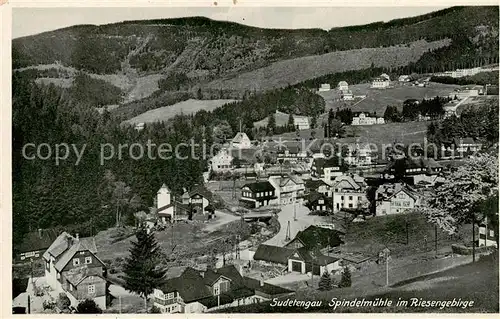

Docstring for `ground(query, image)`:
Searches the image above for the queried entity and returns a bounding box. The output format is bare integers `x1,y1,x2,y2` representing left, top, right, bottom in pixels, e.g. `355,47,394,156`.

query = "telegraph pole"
434,224,438,258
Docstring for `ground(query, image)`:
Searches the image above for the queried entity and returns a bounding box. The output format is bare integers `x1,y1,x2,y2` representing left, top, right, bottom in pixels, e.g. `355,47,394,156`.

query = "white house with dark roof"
268,174,305,205
331,174,367,213
371,74,391,89
240,181,277,208
210,148,234,173
43,232,107,310
374,183,419,216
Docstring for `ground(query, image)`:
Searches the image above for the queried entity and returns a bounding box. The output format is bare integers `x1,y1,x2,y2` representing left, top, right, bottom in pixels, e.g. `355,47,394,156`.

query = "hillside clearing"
206,39,451,92
124,99,238,124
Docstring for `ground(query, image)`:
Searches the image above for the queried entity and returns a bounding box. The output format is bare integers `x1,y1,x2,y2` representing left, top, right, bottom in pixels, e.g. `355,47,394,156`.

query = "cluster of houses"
434,67,483,79
351,113,385,126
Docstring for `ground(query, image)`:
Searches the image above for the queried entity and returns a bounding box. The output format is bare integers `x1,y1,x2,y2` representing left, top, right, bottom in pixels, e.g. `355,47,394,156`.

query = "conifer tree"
339,266,352,288
122,226,166,312
318,271,332,291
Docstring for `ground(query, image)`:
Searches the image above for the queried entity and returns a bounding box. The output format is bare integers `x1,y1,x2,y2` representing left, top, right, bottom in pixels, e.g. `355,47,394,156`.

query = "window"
73,258,80,266
57,272,61,279
88,284,95,294
85,257,92,264
166,292,174,300
490,230,495,237
348,204,353,208
349,196,353,201
70,285,73,291
358,196,362,201
341,196,344,200
214,285,220,295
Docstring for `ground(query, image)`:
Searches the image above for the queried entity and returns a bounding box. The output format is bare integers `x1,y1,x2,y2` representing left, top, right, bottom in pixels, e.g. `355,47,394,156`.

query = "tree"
122,226,166,312
429,154,499,261
318,271,332,291
56,293,71,313
212,120,233,144
267,113,276,134
477,194,499,247
310,116,317,129
287,113,295,131
76,299,102,314
338,266,352,288
328,118,345,138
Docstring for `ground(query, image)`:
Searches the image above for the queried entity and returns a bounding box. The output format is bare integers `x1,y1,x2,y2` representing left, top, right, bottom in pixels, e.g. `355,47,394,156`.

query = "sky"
12,6,449,38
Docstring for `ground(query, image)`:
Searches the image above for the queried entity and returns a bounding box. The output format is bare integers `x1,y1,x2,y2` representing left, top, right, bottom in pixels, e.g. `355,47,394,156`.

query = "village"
12,66,499,314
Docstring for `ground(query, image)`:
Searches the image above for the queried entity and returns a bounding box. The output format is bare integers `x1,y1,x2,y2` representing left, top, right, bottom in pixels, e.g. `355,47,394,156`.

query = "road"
264,203,326,247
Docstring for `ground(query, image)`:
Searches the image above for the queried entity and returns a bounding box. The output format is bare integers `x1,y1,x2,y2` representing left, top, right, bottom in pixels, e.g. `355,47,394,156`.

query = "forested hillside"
12,7,499,102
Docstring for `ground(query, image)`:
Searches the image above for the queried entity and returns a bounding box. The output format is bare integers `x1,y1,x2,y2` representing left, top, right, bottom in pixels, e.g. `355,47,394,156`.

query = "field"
206,39,450,92
342,212,471,259
319,82,461,115
272,121,429,148
124,99,238,125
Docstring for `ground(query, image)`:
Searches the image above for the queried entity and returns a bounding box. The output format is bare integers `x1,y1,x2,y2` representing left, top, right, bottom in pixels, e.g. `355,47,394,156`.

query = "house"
253,244,296,266
268,174,305,205
43,232,107,310
305,191,331,213
452,137,483,155
287,247,342,275
231,132,252,149
478,217,497,247
371,75,390,89
382,157,444,183
337,81,349,92
448,87,480,100
276,144,308,163
341,90,354,101
134,122,145,131
239,181,277,208
311,157,346,184
15,228,60,262
374,183,419,216
318,83,331,92
344,143,374,166
210,148,234,172
331,174,368,213
293,115,310,130
351,113,385,125
181,184,215,215
153,265,293,313
398,75,411,82
157,184,189,223
285,225,344,251
304,179,331,196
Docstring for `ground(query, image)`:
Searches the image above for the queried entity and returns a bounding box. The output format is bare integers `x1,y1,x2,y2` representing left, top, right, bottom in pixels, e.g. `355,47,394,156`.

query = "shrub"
150,305,162,313
56,293,71,312
76,299,103,314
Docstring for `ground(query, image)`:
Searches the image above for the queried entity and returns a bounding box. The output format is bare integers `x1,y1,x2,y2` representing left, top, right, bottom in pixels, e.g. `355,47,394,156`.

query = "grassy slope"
124,99,238,124
205,39,450,92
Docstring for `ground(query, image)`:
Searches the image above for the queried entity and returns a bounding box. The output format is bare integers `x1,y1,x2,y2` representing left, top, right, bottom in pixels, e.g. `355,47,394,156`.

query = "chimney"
237,264,244,277
75,233,79,241
66,235,73,247
259,280,264,287
38,229,42,238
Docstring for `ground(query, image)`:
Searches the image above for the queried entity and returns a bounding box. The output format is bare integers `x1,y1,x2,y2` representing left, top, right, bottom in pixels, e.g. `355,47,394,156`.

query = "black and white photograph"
7,2,500,315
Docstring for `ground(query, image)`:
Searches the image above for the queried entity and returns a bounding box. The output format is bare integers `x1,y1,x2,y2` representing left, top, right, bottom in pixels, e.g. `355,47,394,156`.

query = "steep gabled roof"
189,184,213,201
243,277,293,296
242,181,275,193
64,264,104,286
160,267,212,303
253,244,295,265
54,237,98,272
295,247,340,266
232,132,250,143
331,175,361,190
293,225,344,250
43,232,73,261
304,179,329,190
